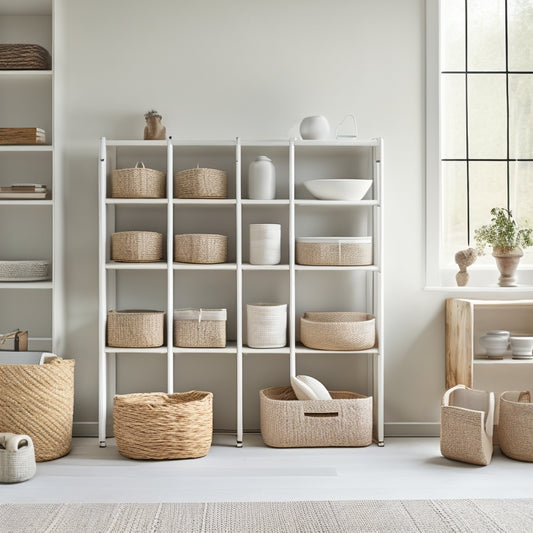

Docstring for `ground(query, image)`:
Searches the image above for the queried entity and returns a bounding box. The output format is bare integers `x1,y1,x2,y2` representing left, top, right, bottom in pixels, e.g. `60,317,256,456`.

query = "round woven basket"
107,310,165,348
0,260,50,281
0,358,74,462
174,234,227,264
499,390,533,462
300,311,375,351
174,168,227,199
113,391,213,460
0,44,51,70
112,163,165,198
111,231,163,262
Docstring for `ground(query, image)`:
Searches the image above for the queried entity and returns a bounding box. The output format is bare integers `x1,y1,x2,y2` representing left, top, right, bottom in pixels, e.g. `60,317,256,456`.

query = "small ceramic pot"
479,331,509,359
299,115,330,140
510,335,533,359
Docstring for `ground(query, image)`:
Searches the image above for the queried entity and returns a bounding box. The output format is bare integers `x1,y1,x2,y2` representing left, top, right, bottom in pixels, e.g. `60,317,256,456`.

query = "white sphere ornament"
299,115,330,140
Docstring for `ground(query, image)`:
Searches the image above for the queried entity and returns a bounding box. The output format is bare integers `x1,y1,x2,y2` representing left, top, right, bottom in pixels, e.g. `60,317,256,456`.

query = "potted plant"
474,207,533,286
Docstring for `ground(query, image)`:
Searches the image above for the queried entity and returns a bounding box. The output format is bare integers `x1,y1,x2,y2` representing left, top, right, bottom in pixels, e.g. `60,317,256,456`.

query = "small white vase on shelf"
479,330,510,359
248,156,275,199
249,224,281,265
299,115,330,140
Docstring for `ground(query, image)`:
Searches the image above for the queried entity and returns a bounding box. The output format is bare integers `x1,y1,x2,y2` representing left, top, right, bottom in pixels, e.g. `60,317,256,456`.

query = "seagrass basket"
0,44,51,70
173,308,227,348
296,237,372,266
174,234,227,264
499,390,533,462
0,260,50,281
300,312,375,351
0,357,75,462
107,310,165,348
174,168,227,199
111,231,163,262
113,391,213,459
112,162,165,198
260,386,372,448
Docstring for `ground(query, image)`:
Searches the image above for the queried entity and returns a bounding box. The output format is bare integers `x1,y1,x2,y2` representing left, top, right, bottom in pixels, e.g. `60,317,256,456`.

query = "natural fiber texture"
107,310,165,348
173,309,226,348
440,385,494,466
174,234,227,264
0,128,45,145
0,433,36,483
0,44,51,70
0,260,50,281
296,238,372,266
247,303,287,348
499,390,533,462
300,312,375,351
111,164,165,198
174,168,227,199
111,231,163,262
260,386,372,448
0,358,74,462
113,391,213,460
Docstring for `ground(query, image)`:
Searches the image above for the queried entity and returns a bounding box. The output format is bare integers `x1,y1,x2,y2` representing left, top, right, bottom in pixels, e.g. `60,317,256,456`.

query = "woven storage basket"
440,385,494,466
174,234,227,264
0,433,36,483
174,168,227,199
107,310,165,348
0,357,74,462
300,312,375,351
111,231,163,262
113,391,213,459
111,162,165,198
499,390,533,462
0,260,50,281
0,44,51,70
260,386,372,447
174,308,227,348
296,237,372,266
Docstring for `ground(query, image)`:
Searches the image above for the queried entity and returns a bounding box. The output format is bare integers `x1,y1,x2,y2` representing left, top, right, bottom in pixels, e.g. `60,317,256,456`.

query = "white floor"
2,434,533,503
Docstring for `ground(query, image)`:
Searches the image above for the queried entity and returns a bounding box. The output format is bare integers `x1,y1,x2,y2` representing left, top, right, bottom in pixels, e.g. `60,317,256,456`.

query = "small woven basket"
113,391,213,460
0,44,51,70
174,168,227,199
260,386,372,448
0,358,75,462
107,310,165,348
174,234,227,264
300,312,375,351
112,162,165,198
111,231,163,262
499,390,533,462
0,433,36,483
0,260,50,281
296,237,372,266
173,308,227,348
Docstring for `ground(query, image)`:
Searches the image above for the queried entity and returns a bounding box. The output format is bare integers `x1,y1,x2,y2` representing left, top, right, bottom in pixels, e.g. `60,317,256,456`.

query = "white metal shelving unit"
98,136,384,447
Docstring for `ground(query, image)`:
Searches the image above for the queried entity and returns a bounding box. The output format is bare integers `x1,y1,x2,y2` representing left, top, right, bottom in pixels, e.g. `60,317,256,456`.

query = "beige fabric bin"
499,390,533,462
173,308,227,348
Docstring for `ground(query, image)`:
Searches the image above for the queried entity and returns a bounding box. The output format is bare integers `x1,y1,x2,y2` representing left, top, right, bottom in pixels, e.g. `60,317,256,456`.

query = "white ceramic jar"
299,115,330,140
248,156,275,200
479,330,510,359
247,303,287,348
249,224,281,265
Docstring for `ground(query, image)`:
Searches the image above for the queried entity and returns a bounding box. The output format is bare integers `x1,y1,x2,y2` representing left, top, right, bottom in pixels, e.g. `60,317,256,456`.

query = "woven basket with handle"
112,162,165,198
174,168,227,199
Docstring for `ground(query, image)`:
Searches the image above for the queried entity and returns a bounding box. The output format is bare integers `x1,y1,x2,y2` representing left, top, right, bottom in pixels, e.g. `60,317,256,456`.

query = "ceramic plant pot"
492,246,523,287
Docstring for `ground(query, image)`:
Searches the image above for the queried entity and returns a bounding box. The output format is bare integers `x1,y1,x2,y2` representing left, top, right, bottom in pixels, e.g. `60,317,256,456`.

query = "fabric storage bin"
0,357,75,462
111,163,165,198
0,44,51,70
440,384,494,466
296,237,372,266
113,391,213,459
260,386,372,447
174,168,227,199
107,310,165,348
0,433,36,483
174,234,227,264
247,303,287,348
250,224,281,265
499,390,533,462
174,308,227,348
111,231,163,262
300,312,375,351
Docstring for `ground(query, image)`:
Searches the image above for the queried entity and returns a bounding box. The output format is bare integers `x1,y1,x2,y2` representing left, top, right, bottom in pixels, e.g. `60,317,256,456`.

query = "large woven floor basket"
499,390,533,462
0,358,75,462
260,386,372,448
113,391,213,460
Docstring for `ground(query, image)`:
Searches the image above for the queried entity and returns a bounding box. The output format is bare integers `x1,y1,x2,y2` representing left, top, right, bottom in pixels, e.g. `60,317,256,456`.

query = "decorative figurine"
143,109,166,140
455,247,478,286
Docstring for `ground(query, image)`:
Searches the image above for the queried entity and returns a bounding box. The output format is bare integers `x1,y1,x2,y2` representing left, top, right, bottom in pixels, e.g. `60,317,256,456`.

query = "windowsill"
424,285,533,294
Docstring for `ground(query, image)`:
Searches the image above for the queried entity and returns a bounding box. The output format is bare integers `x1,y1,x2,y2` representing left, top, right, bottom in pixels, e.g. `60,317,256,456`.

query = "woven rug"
1,499,532,532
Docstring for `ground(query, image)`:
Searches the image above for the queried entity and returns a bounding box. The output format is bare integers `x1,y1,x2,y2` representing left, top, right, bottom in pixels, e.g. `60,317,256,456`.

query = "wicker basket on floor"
174,234,227,264
107,310,165,348
499,390,533,462
113,391,213,460
111,231,163,262
0,357,75,462
174,168,227,199
112,163,165,198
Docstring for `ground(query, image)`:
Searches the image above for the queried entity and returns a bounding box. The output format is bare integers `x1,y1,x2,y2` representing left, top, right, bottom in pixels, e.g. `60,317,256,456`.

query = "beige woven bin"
107,310,165,348
260,386,372,447
174,308,227,348
300,312,375,351
0,357,75,462
112,162,165,198
174,167,227,199
111,231,163,262
113,391,213,460
174,234,227,264
499,390,533,462
440,385,494,466
296,237,372,266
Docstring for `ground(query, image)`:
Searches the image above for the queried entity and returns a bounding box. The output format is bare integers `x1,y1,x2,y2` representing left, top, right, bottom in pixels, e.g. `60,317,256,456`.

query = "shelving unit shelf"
98,136,384,448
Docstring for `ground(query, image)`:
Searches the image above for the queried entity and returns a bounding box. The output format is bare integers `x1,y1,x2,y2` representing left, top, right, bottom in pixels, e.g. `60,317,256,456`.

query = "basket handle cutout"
304,412,339,418
134,162,146,169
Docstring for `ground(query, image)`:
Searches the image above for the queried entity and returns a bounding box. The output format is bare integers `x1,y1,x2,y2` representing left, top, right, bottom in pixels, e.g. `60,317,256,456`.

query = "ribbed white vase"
249,224,281,265
247,303,287,348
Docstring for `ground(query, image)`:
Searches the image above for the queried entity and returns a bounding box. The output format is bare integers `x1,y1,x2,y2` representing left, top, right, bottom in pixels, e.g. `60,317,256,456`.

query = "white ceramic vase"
299,115,330,140
479,330,510,359
248,156,275,199
247,303,287,348
249,224,281,265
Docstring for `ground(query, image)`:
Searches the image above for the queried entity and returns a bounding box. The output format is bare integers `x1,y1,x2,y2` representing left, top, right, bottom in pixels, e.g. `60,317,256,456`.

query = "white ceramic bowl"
510,335,533,358
304,179,372,201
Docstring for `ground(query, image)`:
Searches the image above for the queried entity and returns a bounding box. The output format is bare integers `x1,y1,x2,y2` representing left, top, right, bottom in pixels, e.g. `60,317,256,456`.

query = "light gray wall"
57,0,445,434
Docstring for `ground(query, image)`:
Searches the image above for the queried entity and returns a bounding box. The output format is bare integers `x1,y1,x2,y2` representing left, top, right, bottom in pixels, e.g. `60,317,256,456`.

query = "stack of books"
0,128,46,145
0,183,48,199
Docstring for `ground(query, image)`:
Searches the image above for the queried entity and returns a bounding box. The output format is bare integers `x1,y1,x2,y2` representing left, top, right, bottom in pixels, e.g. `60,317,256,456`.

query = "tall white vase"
248,156,275,199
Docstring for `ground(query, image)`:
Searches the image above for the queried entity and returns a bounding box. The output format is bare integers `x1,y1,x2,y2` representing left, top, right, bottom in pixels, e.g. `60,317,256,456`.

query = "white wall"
57,0,444,435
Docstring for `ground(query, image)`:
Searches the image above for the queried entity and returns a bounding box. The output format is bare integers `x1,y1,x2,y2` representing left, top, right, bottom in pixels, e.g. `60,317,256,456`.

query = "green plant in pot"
474,207,533,287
